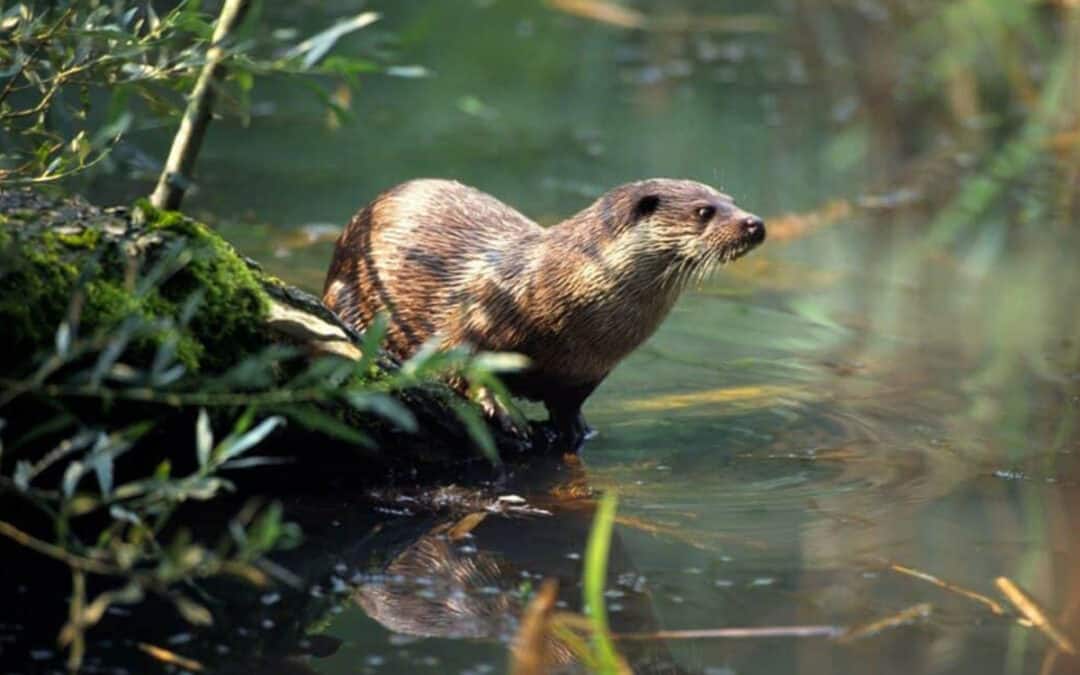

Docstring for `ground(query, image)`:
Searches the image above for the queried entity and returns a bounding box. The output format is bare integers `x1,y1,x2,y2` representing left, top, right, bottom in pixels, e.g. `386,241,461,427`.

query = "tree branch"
149,0,250,211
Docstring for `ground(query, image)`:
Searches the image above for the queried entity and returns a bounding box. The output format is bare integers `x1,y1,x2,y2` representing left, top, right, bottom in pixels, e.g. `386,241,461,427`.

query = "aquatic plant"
580,491,629,674
510,492,631,674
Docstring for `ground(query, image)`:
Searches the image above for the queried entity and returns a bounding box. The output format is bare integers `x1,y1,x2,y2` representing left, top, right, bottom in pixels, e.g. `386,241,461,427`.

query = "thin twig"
66,569,87,673
137,643,205,672
837,603,933,643
616,625,845,640
883,560,1005,614
0,520,119,575
996,577,1077,655
1038,593,1079,675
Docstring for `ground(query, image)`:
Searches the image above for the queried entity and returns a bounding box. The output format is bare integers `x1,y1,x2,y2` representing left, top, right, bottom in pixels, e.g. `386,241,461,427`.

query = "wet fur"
324,178,764,439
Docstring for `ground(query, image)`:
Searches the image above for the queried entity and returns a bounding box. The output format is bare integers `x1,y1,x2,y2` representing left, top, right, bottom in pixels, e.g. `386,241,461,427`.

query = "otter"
323,178,765,450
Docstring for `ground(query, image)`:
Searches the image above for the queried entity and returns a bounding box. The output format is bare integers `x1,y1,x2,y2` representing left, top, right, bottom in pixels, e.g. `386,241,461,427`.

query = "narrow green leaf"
583,492,622,673
345,392,417,432
470,351,530,373
195,408,212,469
452,401,499,466
215,415,285,463
274,405,370,447
174,594,213,626
13,461,32,491
62,460,86,498
358,312,388,371
245,502,283,554
91,453,113,497
55,321,72,356
283,12,380,69
221,455,292,470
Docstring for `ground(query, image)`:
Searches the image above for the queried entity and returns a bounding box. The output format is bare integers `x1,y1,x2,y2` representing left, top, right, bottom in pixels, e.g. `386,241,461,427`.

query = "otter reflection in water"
353,504,684,674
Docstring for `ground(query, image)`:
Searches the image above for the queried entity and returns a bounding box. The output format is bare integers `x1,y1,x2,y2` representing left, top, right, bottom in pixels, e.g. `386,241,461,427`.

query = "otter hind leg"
543,382,600,453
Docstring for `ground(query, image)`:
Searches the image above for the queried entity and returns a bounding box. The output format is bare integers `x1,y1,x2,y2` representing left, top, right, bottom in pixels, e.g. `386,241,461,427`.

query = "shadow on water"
1,458,680,673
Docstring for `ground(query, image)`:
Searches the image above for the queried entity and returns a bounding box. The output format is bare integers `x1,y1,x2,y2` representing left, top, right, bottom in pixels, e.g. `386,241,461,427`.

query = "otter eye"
696,206,716,222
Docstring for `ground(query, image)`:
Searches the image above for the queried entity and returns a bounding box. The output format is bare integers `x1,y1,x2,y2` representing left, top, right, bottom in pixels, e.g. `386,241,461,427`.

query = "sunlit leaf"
146,3,160,33
471,351,530,373
109,504,142,525
385,65,429,78
173,476,233,501
69,131,91,163
220,455,292,470
282,11,379,70
62,460,86,498
401,339,468,378
215,415,285,463
196,408,212,469
319,55,380,77
13,461,32,491
91,452,113,497
55,321,72,355
173,594,213,626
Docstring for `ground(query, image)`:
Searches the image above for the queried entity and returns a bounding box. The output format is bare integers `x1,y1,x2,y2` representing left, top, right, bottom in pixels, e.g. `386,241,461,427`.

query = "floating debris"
137,642,204,671
838,603,933,643
995,577,1076,655
883,560,1004,614
617,625,844,640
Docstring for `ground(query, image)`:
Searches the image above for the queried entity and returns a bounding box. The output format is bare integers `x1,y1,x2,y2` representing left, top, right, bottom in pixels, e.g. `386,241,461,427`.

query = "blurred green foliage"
0,193,519,670
0,1,400,185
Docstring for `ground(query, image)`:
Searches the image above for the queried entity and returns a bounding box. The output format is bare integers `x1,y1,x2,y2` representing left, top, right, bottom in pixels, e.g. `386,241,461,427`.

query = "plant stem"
149,0,250,211
0,520,118,575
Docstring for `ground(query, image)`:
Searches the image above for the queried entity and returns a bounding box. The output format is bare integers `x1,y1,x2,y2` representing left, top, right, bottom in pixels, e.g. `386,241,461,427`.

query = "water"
71,1,1080,673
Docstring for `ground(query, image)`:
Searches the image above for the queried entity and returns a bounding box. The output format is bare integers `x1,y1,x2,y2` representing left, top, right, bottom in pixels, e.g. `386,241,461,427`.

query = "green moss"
135,200,271,372
0,227,73,361
0,197,273,377
54,227,102,249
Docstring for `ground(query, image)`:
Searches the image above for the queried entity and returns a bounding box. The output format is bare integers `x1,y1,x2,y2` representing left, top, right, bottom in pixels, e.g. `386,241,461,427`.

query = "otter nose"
741,216,766,243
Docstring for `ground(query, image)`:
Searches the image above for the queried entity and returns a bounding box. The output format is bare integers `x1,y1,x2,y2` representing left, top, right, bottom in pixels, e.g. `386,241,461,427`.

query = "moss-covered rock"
0,190,270,375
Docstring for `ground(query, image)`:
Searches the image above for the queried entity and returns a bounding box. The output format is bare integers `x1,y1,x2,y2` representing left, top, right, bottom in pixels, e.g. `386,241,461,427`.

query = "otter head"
602,179,765,286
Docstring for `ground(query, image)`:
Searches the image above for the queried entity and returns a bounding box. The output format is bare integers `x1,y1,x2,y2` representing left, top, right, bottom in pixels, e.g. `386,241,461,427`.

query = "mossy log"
0,188,536,483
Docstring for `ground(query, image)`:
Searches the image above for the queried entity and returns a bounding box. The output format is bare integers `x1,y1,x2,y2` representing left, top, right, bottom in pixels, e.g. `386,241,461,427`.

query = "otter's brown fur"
323,178,765,447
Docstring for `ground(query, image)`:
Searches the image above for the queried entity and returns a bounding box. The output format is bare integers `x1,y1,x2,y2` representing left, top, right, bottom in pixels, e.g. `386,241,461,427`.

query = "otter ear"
632,194,660,220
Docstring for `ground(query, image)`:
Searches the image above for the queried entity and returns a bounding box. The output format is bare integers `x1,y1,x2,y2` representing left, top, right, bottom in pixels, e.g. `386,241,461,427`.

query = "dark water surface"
76,1,1080,673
